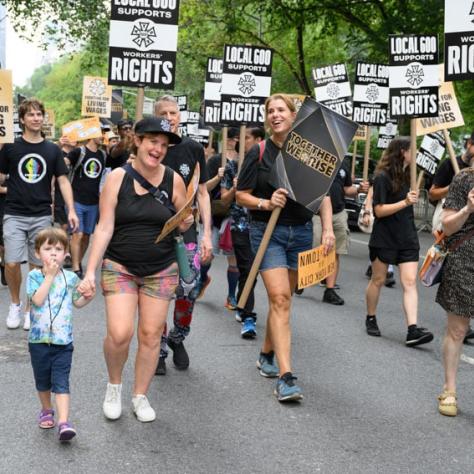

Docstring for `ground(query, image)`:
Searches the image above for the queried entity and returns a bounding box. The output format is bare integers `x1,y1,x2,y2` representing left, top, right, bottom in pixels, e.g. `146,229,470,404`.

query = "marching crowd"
0,94,473,442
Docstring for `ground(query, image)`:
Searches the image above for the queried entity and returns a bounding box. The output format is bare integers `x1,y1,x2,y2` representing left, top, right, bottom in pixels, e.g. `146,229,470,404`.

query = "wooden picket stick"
237,207,282,310
135,87,144,121
362,126,371,181
238,124,246,174
221,126,228,168
351,140,357,179
442,128,461,175
410,120,417,190
416,170,424,190
206,129,214,157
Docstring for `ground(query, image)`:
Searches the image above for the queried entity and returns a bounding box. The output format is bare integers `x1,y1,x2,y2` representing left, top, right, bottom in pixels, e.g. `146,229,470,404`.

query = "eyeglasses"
121,126,132,131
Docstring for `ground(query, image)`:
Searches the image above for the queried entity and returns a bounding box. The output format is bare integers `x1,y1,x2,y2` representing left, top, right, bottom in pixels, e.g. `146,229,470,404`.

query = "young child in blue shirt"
27,227,93,442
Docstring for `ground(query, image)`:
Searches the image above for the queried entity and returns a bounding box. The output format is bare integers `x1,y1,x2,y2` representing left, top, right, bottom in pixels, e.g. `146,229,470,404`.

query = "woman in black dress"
365,137,433,346
436,167,474,417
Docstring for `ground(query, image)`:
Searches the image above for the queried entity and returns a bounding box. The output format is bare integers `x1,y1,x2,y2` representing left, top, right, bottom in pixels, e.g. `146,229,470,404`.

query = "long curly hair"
375,136,411,194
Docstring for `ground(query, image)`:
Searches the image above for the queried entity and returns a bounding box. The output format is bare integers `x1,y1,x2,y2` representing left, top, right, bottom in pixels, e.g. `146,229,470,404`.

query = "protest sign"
389,34,439,118
416,131,445,176
174,95,187,111
111,89,124,124
416,67,464,135
269,97,359,214
108,0,179,89
445,0,474,81
42,110,55,139
353,125,368,141
62,117,102,142
298,246,336,290
81,76,112,118
312,63,352,118
204,57,222,125
188,128,210,146
220,44,273,126
156,163,200,243
377,118,398,149
0,70,14,143
353,62,389,125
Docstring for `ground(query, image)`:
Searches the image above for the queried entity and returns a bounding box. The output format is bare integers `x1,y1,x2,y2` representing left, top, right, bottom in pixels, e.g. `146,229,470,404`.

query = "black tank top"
104,166,176,276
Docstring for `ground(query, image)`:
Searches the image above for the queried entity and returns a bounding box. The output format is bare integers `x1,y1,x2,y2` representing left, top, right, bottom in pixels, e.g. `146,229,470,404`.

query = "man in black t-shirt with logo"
68,136,106,278
429,131,474,342
0,98,78,330
107,119,133,170
154,95,212,374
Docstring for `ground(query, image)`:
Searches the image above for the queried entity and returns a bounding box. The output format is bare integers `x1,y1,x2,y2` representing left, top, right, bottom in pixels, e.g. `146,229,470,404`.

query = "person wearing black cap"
196,127,240,312
153,95,212,374
429,131,474,343
107,119,134,170
80,117,194,423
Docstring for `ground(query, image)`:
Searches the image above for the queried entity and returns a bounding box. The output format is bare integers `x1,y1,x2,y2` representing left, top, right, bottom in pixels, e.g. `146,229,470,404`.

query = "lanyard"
47,269,68,342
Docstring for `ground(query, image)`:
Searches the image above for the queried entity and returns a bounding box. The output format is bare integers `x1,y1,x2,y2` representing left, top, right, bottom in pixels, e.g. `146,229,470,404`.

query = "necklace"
47,269,68,342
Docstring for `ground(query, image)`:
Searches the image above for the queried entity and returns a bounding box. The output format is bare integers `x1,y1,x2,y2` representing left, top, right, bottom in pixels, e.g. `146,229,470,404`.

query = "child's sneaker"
132,394,156,422
103,383,122,420
6,302,22,329
58,422,76,442
23,311,30,331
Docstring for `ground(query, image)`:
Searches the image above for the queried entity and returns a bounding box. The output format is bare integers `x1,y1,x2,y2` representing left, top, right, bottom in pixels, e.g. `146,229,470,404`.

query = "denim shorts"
249,220,313,271
73,201,99,235
29,342,73,394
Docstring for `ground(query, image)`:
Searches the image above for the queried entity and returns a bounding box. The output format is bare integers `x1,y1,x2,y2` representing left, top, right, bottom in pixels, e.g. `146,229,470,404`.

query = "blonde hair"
264,93,296,133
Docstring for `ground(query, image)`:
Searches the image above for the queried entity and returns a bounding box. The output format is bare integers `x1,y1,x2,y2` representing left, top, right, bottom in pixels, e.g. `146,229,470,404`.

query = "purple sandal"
58,422,76,442
38,409,55,429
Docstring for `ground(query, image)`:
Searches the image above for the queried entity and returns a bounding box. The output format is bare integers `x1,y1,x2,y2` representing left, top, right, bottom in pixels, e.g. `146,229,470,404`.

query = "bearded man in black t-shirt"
153,95,212,373
0,98,79,331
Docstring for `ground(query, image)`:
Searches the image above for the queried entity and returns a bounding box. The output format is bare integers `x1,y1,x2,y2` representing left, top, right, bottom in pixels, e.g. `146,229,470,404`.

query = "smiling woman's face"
265,98,296,137
134,133,170,168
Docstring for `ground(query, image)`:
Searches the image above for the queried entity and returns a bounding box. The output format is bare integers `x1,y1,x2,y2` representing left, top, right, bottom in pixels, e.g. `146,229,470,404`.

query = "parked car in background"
343,154,377,230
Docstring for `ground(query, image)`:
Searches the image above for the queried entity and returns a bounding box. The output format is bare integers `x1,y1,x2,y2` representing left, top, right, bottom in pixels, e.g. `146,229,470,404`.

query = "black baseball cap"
134,117,181,144
118,119,133,129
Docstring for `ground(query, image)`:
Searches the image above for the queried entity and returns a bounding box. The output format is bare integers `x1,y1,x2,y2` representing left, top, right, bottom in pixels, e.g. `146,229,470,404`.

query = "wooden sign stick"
135,87,144,121
442,128,461,175
362,126,371,182
351,140,358,179
207,130,214,157
221,126,228,168
238,124,246,175
416,170,424,190
237,208,282,310
410,120,417,190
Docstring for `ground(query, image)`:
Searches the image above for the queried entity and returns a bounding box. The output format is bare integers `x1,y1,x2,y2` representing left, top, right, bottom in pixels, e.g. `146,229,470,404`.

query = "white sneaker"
132,394,156,422
103,383,122,420
6,302,22,329
23,312,30,331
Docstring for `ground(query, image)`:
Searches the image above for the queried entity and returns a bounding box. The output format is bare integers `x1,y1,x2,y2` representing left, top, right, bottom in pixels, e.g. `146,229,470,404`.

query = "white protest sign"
204,57,222,125
416,131,445,175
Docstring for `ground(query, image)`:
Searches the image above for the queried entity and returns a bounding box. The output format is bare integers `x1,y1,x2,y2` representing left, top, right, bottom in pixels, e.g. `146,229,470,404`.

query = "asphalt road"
1,230,473,474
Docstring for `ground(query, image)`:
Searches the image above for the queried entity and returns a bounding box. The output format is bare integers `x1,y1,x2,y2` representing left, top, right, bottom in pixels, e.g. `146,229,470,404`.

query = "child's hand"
78,278,95,299
43,258,59,278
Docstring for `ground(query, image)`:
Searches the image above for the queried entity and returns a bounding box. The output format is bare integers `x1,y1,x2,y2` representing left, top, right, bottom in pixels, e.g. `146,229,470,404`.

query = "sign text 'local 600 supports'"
445,0,474,81
352,62,389,125
312,63,353,119
203,57,223,126
389,34,439,118
220,45,273,127
108,0,180,89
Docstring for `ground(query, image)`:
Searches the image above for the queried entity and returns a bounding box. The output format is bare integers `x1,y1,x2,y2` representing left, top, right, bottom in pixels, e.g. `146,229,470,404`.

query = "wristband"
257,198,264,210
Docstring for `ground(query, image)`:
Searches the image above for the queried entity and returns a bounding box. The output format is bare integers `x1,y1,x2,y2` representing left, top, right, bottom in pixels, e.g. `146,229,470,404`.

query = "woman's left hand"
321,229,336,255
179,213,195,232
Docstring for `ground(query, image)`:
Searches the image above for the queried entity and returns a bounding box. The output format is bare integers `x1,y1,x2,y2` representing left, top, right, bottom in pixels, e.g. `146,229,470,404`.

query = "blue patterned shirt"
27,269,81,345
222,159,250,232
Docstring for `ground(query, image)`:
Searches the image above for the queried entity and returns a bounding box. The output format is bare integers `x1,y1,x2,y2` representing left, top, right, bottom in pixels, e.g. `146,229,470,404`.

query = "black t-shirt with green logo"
0,137,68,217
68,146,106,206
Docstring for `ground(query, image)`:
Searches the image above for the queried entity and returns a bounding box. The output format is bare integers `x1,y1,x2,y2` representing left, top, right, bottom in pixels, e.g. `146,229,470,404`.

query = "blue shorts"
249,220,313,271
73,202,99,234
29,343,73,394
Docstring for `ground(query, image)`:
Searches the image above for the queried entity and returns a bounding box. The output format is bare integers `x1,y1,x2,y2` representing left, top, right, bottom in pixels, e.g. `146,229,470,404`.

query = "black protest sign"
111,89,124,124
389,34,439,118
204,57,223,125
353,62,389,125
269,98,358,214
416,131,445,176
312,63,352,118
220,44,273,127
188,128,210,146
108,0,180,89
174,95,187,111
377,117,398,149
445,1,474,81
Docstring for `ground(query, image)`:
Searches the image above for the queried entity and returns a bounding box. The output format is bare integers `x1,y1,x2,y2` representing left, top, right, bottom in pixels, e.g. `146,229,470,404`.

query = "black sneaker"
366,317,381,337
365,265,372,278
464,327,474,344
323,288,344,305
167,340,189,370
155,357,166,376
73,270,83,279
385,271,395,288
0,265,6,286
64,255,73,269
294,288,304,295
406,327,433,347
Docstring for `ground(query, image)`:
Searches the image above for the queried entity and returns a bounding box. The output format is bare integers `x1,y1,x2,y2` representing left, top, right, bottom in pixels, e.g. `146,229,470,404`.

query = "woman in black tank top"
80,117,193,423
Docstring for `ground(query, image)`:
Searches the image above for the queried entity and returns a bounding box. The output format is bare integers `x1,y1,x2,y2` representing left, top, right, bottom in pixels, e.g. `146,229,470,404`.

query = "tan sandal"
438,391,457,417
